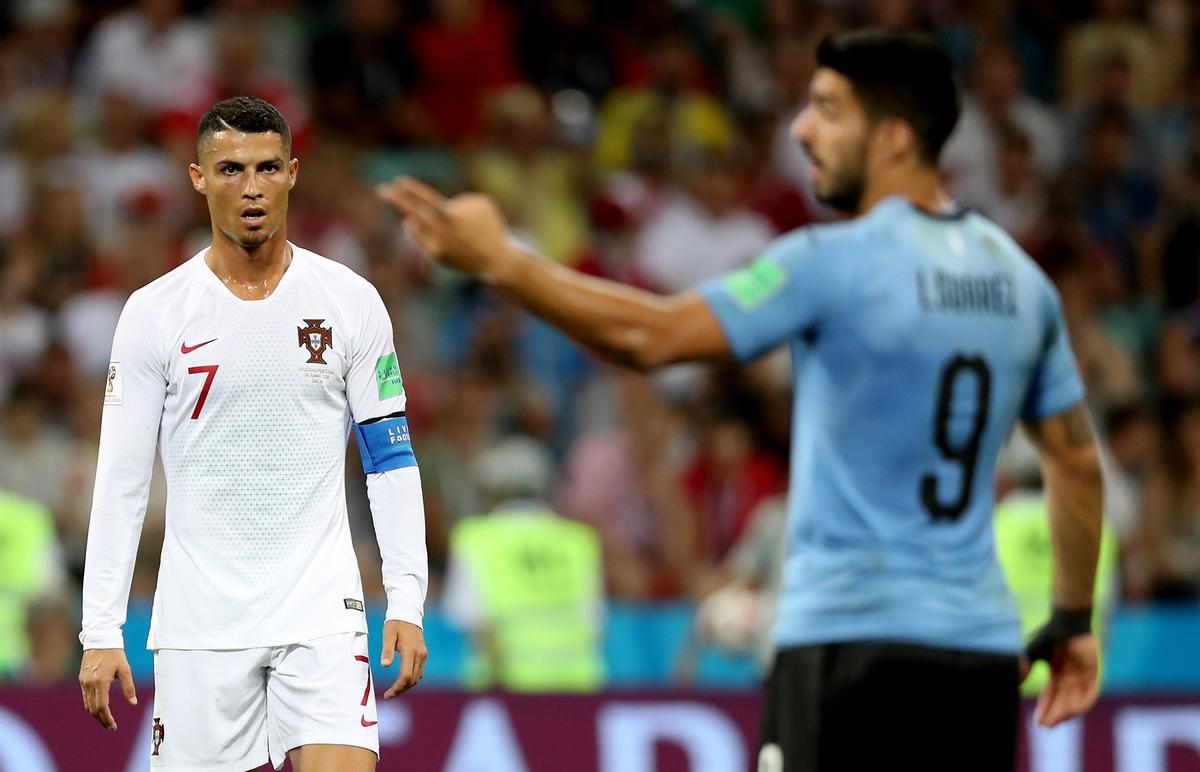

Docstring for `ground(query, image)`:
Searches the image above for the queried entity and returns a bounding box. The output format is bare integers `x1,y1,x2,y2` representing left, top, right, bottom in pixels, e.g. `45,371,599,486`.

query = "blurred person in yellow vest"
442,435,604,691
995,429,1118,696
0,489,64,677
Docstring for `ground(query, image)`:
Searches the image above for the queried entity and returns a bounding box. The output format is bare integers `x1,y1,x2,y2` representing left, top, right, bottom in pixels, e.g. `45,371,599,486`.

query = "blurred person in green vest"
0,489,64,677
995,430,1118,696
442,435,605,691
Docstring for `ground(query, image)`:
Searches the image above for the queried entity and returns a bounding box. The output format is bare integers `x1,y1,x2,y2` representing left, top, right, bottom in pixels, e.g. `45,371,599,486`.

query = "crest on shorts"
151,717,165,756
298,319,333,364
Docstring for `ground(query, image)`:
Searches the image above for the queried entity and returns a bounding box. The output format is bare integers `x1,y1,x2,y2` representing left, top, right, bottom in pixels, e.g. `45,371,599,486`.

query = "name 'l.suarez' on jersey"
916,269,1017,317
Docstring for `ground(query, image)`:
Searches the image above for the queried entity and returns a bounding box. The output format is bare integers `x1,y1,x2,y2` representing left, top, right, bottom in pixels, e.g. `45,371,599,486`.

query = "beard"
805,136,869,214
813,167,866,213
238,228,272,247
219,221,276,251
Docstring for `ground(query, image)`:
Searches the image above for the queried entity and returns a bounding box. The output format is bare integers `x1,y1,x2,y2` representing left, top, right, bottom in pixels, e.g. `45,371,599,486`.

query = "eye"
261,163,279,173
221,165,241,176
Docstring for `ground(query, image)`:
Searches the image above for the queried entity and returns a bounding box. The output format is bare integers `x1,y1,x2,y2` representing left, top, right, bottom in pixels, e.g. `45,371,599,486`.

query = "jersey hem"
773,628,1022,657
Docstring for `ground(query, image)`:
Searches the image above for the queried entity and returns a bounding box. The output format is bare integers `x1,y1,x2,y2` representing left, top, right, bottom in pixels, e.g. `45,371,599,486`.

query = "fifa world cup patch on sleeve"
344,598,365,612
724,257,788,311
374,353,404,400
104,362,123,406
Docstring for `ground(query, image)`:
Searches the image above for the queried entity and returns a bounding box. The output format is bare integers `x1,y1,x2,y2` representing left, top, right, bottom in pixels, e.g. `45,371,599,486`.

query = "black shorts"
759,641,1020,772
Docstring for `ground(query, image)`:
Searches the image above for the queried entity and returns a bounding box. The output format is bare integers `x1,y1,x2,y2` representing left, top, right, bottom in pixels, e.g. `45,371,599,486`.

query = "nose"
242,170,263,199
790,104,813,145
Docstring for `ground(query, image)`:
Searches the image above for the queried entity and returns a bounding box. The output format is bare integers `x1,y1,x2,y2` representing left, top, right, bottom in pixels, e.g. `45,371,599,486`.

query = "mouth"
240,206,267,227
801,146,823,183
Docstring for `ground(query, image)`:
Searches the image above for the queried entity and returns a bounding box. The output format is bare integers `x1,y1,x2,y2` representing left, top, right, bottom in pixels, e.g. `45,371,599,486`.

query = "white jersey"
81,244,424,650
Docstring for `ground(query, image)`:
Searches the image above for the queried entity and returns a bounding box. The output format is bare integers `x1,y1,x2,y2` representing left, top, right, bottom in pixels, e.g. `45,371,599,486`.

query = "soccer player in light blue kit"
381,30,1103,772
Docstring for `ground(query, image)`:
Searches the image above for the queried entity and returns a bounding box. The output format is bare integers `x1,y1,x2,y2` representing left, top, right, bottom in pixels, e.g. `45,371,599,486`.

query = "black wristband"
1049,606,1093,637
1024,606,1093,663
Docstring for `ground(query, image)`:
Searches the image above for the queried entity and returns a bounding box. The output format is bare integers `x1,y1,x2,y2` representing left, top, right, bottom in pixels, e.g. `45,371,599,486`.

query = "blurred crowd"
1,0,1198,685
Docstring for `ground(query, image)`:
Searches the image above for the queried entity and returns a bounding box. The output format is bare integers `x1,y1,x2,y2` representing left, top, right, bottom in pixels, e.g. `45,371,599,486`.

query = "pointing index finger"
397,177,448,209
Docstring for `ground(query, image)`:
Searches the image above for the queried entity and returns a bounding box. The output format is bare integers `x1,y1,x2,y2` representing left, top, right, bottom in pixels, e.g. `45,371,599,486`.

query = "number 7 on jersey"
187,365,219,419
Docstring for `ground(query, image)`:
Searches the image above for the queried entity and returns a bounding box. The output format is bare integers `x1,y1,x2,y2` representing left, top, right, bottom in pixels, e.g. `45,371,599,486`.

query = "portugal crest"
151,717,165,756
298,319,333,364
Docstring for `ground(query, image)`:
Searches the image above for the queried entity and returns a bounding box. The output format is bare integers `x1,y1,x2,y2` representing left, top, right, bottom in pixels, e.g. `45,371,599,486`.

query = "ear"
877,118,917,162
188,163,206,195
288,157,299,191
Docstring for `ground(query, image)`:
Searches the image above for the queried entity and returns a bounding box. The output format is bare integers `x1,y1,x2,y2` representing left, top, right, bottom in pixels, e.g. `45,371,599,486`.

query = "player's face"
791,68,870,212
189,131,298,250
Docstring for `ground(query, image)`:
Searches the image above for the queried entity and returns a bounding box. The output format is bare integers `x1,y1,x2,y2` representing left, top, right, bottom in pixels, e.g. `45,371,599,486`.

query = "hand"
79,648,137,731
375,177,512,280
380,620,427,698
1022,633,1099,728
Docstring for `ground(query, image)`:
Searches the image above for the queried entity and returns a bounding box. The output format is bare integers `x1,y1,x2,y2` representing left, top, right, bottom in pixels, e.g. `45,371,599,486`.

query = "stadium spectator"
0,379,71,514
513,0,618,102
162,17,310,156
0,246,51,398
1064,48,1159,173
444,435,604,691
1061,0,1162,108
593,29,731,175
633,143,774,292
0,91,79,240
560,372,700,599
1131,399,1200,600
201,0,307,91
1158,153,1200,312
309,0,428,145
0,489,63,677
469,84,591,265
76,89,180,244
979,123,1047,244
740,107,815,234
934,0,1057,103
20,591,79,684
408,0,522,143
0,0,78,104
1102,402,1161,544
942,40,1062,216
1070,106,1158,292
73,0,209,118
684,409,786,565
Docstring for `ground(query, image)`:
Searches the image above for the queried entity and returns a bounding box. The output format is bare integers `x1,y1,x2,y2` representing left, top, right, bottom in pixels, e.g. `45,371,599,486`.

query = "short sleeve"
698,228,847,361
346,283,407,423
1020,284,1086,422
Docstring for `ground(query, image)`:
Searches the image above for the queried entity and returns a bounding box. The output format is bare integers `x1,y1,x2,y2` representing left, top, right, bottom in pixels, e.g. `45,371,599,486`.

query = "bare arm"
1020,401,1104,727
378,178,731,370
492,246,730,370
1022,401,1104,610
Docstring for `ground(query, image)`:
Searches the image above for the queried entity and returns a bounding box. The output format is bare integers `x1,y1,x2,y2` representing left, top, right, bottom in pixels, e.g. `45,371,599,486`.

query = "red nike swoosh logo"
361,715,378,727
181,338,217,354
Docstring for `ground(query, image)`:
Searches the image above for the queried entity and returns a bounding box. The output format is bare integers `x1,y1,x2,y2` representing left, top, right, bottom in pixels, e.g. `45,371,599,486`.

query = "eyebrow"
214,157,285,167
811,93,838,109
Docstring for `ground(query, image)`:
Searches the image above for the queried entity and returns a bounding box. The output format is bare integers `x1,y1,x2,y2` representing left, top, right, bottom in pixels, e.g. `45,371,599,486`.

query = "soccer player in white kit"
78,96,428,771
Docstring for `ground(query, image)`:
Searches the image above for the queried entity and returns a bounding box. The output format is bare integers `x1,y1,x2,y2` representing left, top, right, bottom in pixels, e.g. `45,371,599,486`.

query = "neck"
205,228,293,301
857,161,951,216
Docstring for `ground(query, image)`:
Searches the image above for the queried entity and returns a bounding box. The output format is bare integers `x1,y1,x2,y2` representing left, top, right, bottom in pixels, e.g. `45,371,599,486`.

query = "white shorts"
149,631,379,771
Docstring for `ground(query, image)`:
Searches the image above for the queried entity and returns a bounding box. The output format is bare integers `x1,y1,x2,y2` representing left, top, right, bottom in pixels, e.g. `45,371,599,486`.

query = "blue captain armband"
353,412,418,473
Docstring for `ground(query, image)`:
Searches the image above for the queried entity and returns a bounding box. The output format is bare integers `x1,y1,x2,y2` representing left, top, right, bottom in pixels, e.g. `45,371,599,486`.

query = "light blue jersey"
699,197,1085,655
